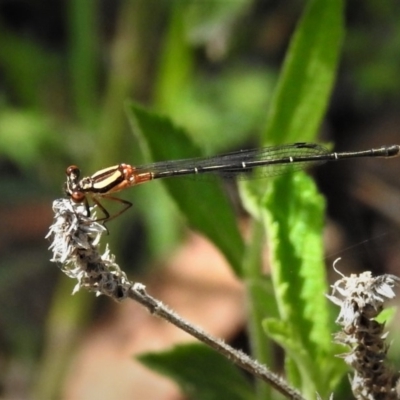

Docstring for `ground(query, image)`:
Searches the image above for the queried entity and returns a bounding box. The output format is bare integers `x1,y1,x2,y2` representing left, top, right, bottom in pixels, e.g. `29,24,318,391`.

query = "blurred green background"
1,0,400,399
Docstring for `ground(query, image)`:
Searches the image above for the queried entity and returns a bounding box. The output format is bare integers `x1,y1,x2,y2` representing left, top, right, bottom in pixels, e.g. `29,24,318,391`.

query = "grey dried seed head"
47,199,131,301
327,266,400,400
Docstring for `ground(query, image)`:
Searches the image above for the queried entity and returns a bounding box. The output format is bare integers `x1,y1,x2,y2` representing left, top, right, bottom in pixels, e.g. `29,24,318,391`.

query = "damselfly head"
66,165,81,180
65,165,86,203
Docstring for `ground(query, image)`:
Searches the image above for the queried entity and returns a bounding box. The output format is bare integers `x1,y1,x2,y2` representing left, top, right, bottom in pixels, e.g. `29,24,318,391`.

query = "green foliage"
346,0,400,104
138,344,254,400
240,0,346,397
263,0,344,145
0,26,60,108
184,0,251,48
160,66,276,154
127,102,245,275
261,173,346,398
0,109,57,170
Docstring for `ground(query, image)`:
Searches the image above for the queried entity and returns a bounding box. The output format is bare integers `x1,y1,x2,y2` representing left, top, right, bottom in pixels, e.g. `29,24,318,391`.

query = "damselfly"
64,142,400,222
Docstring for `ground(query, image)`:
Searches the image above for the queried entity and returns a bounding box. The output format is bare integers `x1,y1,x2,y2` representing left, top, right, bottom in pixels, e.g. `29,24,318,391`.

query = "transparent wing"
135,142,329,180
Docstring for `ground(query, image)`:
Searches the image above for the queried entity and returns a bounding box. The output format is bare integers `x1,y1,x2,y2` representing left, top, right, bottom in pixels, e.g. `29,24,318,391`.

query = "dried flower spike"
327,261,400,400
46,198,131,300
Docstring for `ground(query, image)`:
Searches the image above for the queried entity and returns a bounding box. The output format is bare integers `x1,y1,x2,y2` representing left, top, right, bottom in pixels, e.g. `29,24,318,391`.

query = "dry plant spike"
46,199,131,300
327,261,400,400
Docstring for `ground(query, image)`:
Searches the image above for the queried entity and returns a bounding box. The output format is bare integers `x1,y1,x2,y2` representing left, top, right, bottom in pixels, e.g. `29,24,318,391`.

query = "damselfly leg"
90,195,133,222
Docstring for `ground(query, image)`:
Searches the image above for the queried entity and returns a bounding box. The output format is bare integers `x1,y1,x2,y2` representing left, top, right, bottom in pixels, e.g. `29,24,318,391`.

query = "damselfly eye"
66,165,80,178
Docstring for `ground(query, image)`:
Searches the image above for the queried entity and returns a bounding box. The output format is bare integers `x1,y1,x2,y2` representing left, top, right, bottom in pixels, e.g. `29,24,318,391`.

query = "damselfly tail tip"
384,144,400,158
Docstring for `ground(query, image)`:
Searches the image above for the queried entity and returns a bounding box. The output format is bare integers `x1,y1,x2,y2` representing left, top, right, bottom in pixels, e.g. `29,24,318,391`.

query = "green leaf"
261,172,346,398
239,0,346,397
127,102,245,276
241,222,276,399
185,0,251,47
0,26,59,108
138,344,254,400
262,318,310,389
154,0,194,112
263,0,344,144
376,306,397,325
67,0,99,124
0,109,56,170
264,173,328,342
159,67,275,155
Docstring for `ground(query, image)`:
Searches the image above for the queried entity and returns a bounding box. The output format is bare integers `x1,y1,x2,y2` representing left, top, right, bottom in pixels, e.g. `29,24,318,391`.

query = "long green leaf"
67,0,98,125
127,102,245,276
263,0,344,144
154,0,194,111
262,172,346,398
241,0,346,397
138,344,254,400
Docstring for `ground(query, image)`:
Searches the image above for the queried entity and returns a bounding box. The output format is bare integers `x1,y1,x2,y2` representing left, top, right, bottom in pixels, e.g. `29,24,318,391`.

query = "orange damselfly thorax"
64,163,144,200
64,163,153,221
